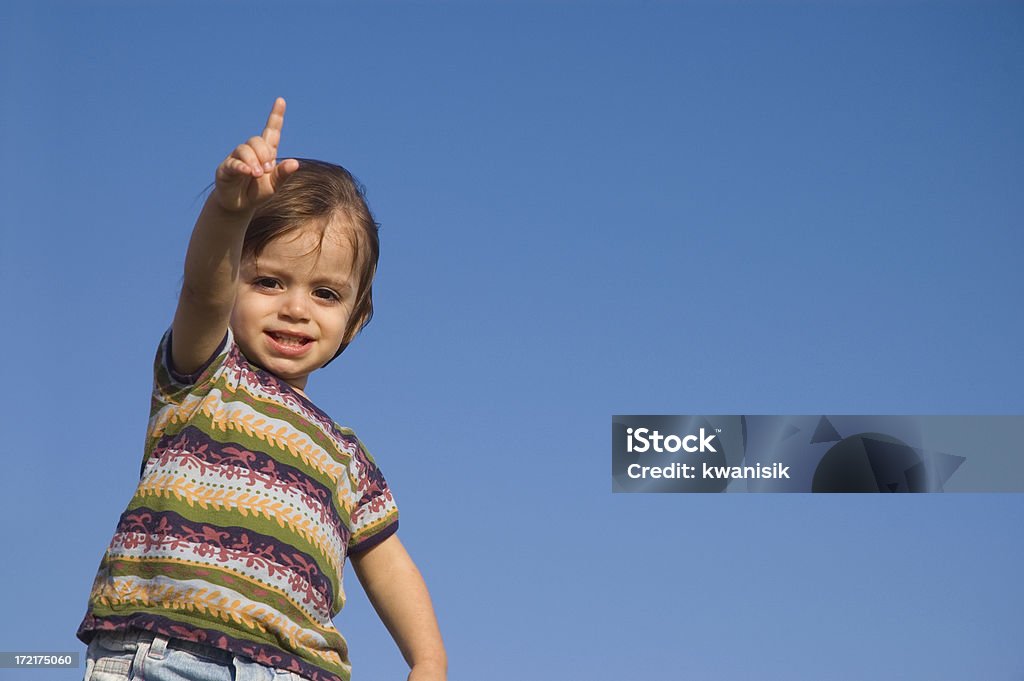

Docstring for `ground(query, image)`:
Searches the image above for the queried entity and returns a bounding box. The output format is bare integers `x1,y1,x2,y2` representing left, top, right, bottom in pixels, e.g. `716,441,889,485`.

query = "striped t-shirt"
77,328,399,681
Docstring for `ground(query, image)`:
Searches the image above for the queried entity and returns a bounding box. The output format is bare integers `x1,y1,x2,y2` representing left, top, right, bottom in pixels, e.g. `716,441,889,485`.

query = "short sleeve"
155,327,233,395
347,438,399,553
144,328,234,477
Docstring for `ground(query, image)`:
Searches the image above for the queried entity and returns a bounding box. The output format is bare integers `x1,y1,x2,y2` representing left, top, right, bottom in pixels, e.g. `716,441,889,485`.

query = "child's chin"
269,363,311,386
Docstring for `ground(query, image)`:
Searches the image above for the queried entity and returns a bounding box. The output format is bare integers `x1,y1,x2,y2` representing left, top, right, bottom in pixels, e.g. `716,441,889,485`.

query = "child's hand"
213,97,300,213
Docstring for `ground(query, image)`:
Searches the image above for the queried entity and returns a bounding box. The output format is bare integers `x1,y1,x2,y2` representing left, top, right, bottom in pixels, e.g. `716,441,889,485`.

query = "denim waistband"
93,629,236,665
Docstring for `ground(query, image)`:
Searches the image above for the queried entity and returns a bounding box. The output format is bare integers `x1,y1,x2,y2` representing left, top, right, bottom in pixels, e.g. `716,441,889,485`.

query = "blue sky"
1,2,1022,679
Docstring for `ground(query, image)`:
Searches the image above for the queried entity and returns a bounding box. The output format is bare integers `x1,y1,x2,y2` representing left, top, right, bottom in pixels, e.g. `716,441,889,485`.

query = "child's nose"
279,290,310,320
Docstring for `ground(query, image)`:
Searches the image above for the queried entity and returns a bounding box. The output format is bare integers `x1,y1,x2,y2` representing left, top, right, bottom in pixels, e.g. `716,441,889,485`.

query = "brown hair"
242,159,380,363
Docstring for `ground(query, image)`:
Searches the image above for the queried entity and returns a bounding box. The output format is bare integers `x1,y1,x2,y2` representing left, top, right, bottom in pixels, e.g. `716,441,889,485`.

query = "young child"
77,98,446,681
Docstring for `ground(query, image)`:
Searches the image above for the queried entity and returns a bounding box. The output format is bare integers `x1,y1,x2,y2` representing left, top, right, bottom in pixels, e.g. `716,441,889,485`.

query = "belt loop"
132,640,151,675
148,634,169,660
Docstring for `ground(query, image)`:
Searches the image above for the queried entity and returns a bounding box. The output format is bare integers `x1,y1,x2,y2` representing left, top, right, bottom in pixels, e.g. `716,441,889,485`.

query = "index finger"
261,97,287,152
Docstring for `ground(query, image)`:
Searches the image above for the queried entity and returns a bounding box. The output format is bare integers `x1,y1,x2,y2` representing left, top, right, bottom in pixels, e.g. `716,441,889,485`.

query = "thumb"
271,158,300,188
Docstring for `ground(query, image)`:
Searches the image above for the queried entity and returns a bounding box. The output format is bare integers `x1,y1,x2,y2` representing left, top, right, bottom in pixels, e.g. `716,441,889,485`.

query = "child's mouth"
271,333,309,346
266,331,313,355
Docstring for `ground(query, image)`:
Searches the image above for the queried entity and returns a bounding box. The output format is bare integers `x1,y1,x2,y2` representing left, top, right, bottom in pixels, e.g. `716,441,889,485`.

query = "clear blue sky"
2,2,1022,679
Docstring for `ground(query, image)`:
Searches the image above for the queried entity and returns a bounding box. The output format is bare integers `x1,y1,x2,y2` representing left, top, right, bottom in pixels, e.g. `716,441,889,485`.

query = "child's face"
230,218,363,392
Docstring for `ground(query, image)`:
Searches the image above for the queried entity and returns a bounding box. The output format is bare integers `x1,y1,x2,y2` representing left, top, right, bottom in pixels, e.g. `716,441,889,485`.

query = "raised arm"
170,97,299,375
350,535,447,681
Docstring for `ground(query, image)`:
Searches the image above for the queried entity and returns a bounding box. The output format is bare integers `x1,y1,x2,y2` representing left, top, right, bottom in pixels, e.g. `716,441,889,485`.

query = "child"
76,98,446,681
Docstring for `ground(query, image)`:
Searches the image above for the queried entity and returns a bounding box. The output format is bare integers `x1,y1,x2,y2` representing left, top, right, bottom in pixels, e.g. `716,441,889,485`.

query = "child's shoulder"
332,423,357,437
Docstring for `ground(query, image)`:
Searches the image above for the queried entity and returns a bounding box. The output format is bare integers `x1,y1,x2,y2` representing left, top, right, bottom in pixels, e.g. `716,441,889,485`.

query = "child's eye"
313,288,340,302
254,277,281,289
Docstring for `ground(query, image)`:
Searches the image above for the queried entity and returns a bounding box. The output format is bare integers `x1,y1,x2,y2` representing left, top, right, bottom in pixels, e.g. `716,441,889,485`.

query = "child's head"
230,159,380,387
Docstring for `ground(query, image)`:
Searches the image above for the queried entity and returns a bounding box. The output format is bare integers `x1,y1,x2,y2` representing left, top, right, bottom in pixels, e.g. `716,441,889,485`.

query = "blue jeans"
84,630,309,681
